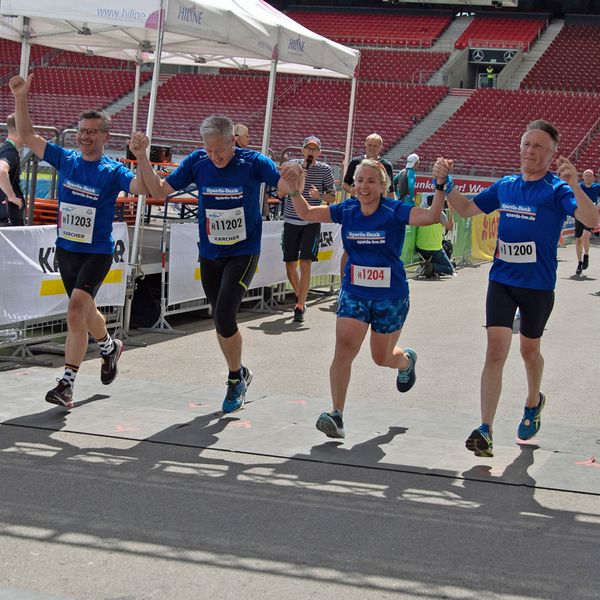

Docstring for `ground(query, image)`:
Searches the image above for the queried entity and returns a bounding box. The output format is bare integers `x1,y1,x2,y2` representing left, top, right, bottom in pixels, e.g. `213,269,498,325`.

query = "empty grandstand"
2,4,600,179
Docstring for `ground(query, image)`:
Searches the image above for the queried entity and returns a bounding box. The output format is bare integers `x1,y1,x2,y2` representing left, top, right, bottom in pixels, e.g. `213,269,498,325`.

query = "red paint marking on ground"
515,437,538,445
188,402,204,409
575,456,600,467
287,400,307,405
230,420,252,429
115,425,140,433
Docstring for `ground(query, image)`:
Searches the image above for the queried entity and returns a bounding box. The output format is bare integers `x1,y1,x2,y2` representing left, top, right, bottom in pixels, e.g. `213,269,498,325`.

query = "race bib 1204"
350,264,391,287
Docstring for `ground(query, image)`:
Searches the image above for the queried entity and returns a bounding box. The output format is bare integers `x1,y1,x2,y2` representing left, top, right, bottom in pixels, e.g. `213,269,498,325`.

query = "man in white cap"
394,153,420,205
282,135,336,323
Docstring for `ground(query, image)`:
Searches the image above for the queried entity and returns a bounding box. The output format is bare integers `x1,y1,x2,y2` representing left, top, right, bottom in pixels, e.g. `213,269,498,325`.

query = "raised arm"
280,162,331,223
9,75,46,159
434,157,482,218
128,132,175,199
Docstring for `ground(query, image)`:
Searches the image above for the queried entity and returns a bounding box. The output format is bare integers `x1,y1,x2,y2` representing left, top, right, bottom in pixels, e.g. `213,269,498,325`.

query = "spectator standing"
0,114,25,226
234,123,250,149
342,133,394,196
282,135,336,323
393,153,419,205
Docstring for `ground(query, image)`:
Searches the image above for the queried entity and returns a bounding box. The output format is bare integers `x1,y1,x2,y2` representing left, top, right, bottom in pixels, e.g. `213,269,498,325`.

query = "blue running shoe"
466,425,493,457
222,378,247,413
316,409,345,439
396,348,417,393
517,391,546,440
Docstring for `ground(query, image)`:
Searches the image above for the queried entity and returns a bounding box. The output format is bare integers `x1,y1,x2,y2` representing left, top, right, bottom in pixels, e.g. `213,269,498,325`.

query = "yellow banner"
471,211,499,261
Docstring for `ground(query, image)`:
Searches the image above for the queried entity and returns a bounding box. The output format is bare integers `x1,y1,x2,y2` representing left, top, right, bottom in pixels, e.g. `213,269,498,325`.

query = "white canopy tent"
0,0,360,327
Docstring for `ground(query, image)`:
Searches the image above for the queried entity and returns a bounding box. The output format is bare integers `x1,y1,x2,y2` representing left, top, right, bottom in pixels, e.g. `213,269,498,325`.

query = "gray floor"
1,243,599,599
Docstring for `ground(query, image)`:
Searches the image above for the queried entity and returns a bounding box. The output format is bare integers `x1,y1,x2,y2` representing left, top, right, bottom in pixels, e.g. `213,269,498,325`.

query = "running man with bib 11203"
434,119,599,457
10,74,147,408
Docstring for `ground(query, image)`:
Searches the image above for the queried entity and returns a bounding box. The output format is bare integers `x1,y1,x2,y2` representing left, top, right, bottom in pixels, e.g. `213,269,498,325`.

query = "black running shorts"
486,280,554,339
56,246,113,298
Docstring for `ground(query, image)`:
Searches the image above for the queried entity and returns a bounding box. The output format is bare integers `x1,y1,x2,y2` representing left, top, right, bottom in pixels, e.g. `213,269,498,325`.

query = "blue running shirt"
166,147,280,259
329,197,413,300
580,181,600,204
44,143,134,254
474,172,577,290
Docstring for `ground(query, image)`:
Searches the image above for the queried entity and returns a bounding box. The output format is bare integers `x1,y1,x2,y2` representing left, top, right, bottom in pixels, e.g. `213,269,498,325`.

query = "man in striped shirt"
282,136,336,322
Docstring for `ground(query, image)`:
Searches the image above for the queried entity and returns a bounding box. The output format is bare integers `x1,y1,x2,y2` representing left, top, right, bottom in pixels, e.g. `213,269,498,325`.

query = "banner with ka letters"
0,223,129,326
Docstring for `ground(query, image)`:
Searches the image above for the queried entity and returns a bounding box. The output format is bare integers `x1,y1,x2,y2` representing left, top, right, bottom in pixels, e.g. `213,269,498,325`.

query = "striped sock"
62,364,79,388
97,333,114,356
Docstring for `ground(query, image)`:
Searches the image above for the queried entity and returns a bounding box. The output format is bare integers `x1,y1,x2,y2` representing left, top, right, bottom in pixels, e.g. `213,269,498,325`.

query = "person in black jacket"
0,114,25,226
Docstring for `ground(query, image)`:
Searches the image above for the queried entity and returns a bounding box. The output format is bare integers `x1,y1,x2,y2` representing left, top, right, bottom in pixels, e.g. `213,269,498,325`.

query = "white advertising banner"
167,221,343,306
0,223,129,326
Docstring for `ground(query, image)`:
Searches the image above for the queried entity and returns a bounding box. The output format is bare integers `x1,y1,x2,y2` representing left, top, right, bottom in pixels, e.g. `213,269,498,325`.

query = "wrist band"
290,191,301,198
432,174,454,194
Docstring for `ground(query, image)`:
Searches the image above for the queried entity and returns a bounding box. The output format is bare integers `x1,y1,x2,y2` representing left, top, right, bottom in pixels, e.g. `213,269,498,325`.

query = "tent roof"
0,0,359,78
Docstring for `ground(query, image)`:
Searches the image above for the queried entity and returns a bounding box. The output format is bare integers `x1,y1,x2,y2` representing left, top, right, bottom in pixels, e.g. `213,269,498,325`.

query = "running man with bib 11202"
129,115,300,414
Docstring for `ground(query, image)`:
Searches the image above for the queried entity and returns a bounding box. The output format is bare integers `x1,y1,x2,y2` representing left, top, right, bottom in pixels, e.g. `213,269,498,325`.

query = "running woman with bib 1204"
288,158,447,439
10,74,146,408
434,119,599,457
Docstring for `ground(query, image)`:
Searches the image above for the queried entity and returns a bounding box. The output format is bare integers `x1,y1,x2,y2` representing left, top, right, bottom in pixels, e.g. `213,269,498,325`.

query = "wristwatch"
435,182,446,191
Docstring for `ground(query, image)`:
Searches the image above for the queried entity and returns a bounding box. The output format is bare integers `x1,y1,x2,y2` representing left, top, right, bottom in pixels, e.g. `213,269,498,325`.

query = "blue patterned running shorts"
336,289,410,334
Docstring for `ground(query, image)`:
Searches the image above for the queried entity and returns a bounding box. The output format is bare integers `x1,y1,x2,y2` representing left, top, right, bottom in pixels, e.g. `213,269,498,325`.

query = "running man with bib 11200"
10,74,147,408
434,119,599,457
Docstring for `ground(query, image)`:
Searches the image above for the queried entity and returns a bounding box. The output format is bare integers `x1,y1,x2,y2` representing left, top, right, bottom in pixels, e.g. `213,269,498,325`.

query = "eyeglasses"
77,128,107,136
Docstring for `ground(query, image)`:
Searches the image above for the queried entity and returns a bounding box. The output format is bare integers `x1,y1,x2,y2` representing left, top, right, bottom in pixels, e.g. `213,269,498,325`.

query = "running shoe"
517,391,546,440
582,254,589,270
222,378,247,413
576,261,583,276
101,338,123,385
396,348,417,393
293,306,306,323
466,425,493,457
316,409,345,439
45,379,73,408
242,366,253,388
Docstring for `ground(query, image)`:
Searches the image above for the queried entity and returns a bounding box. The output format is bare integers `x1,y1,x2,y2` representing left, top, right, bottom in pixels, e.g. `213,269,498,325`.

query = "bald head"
583,169,595,186
234,123,249,148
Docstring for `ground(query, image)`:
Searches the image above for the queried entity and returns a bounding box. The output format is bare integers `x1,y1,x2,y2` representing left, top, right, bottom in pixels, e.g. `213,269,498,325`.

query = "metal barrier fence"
0,306,123,366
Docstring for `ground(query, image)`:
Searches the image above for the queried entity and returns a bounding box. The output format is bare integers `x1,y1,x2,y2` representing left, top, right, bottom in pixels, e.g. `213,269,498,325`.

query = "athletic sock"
228,368,242,382
62,364,79,387
97,333,114,356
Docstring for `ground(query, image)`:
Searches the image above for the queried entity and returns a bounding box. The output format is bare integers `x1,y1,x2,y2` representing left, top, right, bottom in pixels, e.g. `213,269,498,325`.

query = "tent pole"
261,58,278,155
343,76,358,197
132,56,142,133
19,17,31,78
125,1,167,332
